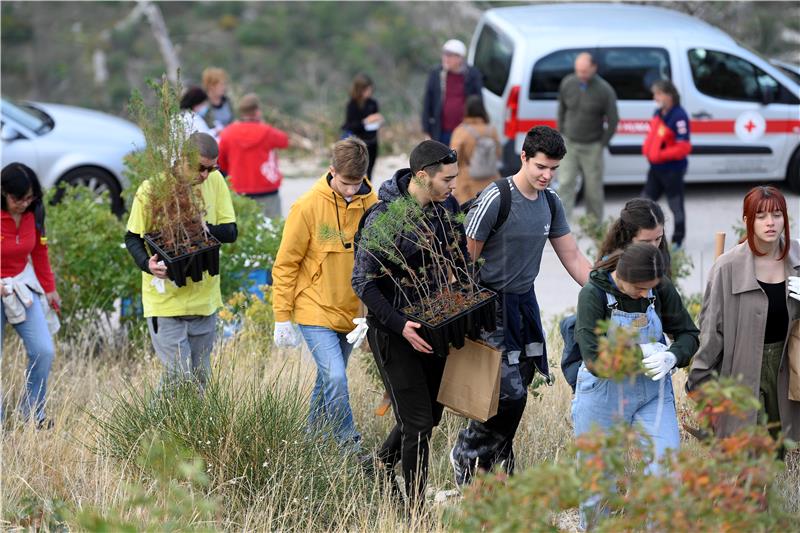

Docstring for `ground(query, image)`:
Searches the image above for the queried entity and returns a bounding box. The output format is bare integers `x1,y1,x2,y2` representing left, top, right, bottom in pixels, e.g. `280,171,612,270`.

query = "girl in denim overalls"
572,243,699,528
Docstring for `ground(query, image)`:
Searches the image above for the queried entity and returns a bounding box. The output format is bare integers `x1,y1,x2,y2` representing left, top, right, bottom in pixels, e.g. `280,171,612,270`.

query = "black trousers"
367,324,445,506
642,167,687,246
366,142,378,181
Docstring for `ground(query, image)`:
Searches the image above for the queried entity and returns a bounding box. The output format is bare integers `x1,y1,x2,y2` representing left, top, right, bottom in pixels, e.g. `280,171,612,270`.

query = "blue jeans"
1,296,55,423
298,325,359,446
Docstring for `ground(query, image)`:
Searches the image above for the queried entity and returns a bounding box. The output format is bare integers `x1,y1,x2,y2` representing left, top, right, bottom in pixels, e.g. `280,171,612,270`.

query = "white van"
469,3,800,190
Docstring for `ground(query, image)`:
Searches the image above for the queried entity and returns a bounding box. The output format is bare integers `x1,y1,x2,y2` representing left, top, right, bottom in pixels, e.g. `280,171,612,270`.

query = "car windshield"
1,99,54,135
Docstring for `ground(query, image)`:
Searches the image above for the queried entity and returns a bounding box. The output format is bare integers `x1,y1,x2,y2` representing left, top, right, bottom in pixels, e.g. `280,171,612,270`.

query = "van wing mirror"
1,123,25,142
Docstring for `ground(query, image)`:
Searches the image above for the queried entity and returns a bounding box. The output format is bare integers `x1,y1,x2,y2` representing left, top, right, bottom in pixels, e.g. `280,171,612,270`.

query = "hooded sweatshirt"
351,169,468,335
272,173,377,332
218,121,289,195
575,268,699,372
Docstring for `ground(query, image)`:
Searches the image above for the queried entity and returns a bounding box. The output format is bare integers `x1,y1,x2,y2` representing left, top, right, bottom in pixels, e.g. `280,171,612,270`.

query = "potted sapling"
357,193,496,355
130,77,221,287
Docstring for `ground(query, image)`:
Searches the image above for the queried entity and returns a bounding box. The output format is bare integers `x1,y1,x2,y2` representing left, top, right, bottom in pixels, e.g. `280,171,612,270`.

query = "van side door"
682,47,799,181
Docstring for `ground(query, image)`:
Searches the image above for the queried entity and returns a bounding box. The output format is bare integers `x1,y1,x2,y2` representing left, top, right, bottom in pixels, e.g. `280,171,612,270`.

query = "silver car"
1,99,145,214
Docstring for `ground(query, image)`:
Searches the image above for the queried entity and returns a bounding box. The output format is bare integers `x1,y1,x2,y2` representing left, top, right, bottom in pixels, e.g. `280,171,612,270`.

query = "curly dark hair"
521,125,566,160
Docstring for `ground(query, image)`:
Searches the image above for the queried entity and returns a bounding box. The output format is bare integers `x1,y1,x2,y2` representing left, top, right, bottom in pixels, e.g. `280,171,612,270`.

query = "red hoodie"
218,121,290,195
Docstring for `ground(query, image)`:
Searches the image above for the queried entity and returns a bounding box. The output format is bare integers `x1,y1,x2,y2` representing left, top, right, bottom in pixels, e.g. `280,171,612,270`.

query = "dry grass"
1,323,798,531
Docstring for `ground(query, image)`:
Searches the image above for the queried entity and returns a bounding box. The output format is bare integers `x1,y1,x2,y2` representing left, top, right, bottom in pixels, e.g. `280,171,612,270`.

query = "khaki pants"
557,139,605,222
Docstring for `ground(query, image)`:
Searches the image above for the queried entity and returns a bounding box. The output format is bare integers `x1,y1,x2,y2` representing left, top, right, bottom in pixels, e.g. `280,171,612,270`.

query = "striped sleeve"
464,183,501,242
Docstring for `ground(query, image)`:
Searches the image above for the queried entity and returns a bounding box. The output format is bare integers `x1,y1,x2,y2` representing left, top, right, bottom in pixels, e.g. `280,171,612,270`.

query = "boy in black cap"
352,139,463,508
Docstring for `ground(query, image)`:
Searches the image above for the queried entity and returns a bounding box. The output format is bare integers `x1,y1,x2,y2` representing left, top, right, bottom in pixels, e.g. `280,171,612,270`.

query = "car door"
681,46,796,181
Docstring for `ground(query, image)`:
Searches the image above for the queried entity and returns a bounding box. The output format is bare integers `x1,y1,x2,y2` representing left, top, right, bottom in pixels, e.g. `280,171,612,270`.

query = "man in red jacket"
218,93,289,218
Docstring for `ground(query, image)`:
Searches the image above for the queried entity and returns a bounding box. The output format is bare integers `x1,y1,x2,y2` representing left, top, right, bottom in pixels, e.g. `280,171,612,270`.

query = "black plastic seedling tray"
144,232,221,288
403,289,497,356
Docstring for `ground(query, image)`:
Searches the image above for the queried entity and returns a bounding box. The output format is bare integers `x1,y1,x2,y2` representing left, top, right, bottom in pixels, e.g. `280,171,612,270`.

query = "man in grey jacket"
556,52,619,222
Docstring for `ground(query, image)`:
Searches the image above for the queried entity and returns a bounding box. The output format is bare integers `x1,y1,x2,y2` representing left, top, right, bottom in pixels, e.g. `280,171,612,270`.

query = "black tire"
787,147,800,193
53,166,124,216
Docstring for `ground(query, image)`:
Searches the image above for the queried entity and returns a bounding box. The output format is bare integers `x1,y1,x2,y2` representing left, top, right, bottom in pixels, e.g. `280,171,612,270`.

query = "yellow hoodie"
272,173,377,332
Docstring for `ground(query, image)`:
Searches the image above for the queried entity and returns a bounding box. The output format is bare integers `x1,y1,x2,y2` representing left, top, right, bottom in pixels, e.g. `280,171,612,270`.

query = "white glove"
642,350,676,381
639,342,668,357
273,321,300,348
789,276,800,302
346,317,369,345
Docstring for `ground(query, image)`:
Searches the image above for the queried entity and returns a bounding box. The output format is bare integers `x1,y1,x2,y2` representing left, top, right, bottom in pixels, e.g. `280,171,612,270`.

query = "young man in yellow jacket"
272,137,377,447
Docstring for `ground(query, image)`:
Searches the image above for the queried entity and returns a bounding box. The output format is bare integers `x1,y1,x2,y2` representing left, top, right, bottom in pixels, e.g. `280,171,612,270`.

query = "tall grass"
2,320,798,531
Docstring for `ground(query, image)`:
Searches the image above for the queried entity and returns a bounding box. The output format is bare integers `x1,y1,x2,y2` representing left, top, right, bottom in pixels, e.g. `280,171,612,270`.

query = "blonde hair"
201,67,228,90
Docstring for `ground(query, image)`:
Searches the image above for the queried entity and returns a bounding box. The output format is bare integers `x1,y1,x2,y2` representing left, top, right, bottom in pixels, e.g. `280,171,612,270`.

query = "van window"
474,24,513,96
529,47,671,100
689,48,800,105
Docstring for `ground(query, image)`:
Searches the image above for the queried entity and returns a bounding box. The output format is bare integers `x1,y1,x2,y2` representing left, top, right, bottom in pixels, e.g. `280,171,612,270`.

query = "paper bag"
437,339,501,423
788,320,800,401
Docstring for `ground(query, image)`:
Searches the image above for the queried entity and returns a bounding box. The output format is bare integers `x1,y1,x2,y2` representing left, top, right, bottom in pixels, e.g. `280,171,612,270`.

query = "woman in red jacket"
1,163,59,428
642,79,691,249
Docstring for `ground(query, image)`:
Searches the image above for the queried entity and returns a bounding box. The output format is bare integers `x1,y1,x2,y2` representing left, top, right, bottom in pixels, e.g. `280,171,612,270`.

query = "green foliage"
4,494,69,532
454,374,796,532
0,4,33,44
576,213,613,261
220,194,283,299
91,375,381,529
77,431,218,532
218,285,276,348
589,320,645,381
129,76,207,252
45,186,139,333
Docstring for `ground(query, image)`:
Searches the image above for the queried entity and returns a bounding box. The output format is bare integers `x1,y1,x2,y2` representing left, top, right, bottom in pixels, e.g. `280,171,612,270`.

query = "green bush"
453,377,796,532
91,374,383,529
46,186,140,333
220,193,283,298
78,431,218,532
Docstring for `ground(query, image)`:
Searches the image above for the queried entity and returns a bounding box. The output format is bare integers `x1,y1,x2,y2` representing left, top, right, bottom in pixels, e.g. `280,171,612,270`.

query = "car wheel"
54,167,124,216
787,147,800,193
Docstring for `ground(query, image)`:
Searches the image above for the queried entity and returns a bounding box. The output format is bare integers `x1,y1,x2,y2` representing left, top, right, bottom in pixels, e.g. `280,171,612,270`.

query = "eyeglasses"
198,163,219,174
421,149,457,170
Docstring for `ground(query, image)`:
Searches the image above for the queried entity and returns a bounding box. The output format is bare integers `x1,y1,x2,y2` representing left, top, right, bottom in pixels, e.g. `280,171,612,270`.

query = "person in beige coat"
688,186,800,441
450,95,501,205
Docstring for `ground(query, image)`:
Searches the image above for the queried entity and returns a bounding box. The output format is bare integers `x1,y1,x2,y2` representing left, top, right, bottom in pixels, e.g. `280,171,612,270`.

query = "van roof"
486,3,735,44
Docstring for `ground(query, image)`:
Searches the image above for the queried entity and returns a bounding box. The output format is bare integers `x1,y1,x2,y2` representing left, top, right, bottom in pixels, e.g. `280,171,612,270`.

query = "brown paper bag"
437,339,501,423
787,320,800,401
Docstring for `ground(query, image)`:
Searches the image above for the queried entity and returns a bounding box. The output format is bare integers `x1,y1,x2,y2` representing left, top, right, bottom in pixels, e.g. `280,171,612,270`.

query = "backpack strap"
489,177,512,239
543,188,557,233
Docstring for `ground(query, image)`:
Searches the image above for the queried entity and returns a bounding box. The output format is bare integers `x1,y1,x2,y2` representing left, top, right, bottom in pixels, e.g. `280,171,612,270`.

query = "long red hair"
741,185,790,259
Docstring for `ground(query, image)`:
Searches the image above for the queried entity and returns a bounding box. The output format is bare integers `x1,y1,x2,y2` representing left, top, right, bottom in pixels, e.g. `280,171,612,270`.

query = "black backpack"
460,177,558,239
560,284,613,392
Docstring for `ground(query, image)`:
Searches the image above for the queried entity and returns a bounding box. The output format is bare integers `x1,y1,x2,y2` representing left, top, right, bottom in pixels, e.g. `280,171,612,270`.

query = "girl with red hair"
688,185,800,442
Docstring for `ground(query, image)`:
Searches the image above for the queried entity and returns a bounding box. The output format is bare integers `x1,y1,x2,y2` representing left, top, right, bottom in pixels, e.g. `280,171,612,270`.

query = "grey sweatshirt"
557,74,619,145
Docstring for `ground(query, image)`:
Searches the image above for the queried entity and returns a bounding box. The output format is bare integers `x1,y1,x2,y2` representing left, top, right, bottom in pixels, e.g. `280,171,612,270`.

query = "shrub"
77,431,218,532
220,193,283,298
45,186,140,334
453,376,796,532
90,373,384,529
